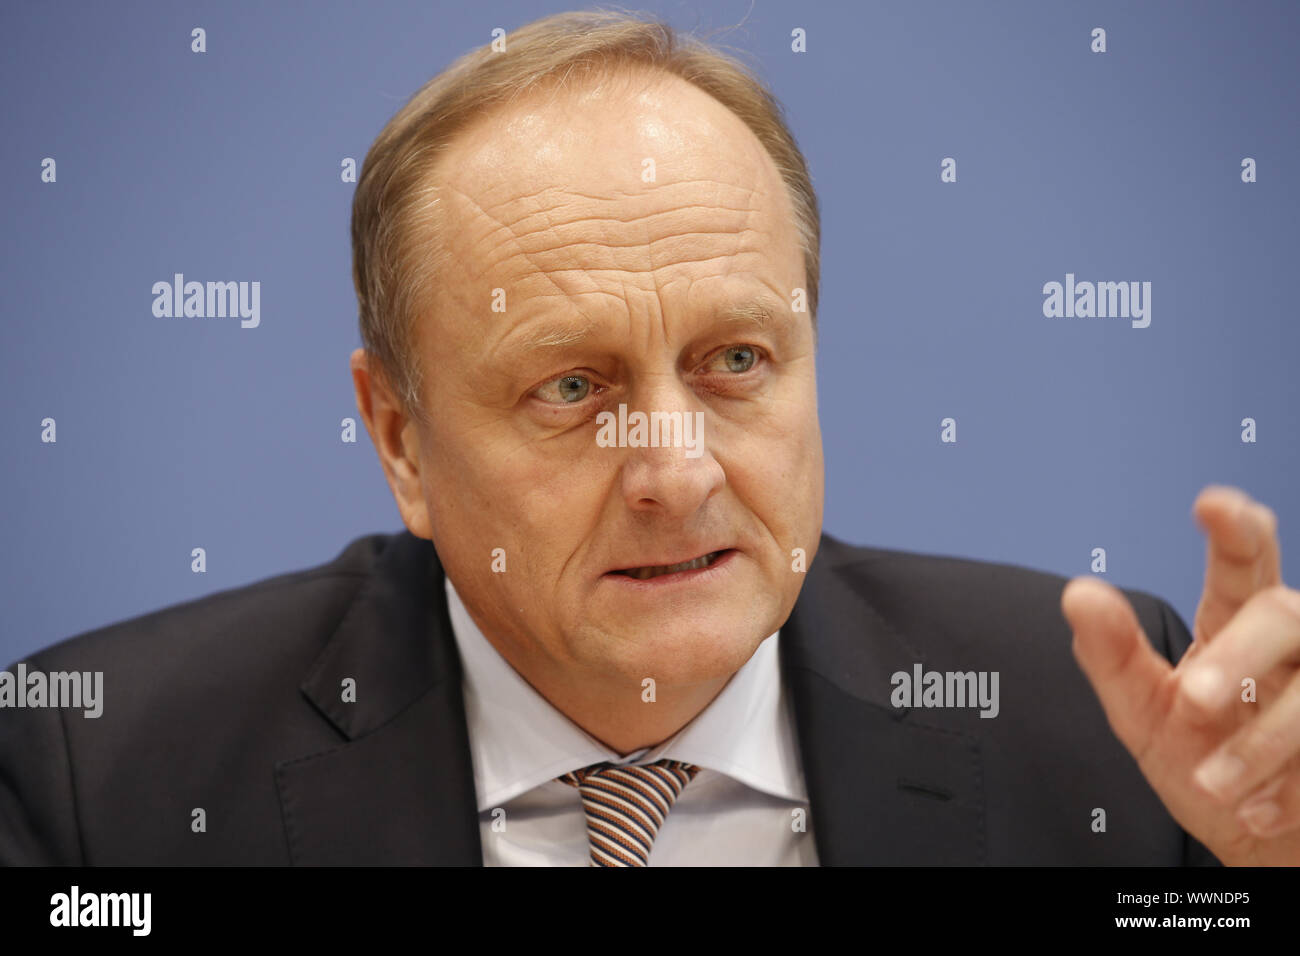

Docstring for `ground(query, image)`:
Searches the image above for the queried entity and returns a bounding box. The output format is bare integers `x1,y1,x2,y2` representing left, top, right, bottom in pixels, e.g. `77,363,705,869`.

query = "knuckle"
1175,677,1222,721
1258,585,1300,620
1239,727,1291,769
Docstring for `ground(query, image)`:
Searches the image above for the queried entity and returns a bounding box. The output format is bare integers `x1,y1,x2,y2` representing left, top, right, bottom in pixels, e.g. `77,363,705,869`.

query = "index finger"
1192,485,1282,644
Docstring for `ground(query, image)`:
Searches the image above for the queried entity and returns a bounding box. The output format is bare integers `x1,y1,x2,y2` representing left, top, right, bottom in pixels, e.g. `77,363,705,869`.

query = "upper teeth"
622,551,719,580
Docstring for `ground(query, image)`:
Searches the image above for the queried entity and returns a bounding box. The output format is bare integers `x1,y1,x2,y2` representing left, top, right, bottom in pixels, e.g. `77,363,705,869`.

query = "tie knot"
558,759,701,866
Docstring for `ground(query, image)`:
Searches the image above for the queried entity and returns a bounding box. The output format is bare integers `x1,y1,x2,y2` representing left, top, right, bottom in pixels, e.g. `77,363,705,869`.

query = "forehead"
430,68,800,286
444,66,783,189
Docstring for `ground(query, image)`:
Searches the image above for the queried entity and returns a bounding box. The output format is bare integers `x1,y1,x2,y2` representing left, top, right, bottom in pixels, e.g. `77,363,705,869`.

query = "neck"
482,633,733,755
535,668,733,756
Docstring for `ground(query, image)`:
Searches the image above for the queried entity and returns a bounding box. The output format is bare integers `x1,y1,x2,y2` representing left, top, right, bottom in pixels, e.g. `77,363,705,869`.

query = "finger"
1192,486,1283,643
1236,772,1300,839
1177,586,1300,719
1192,668,1300,805
1062,576,1172,762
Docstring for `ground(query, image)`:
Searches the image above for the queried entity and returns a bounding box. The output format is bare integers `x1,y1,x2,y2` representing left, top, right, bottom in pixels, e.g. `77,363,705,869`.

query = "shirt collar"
444,576,807,812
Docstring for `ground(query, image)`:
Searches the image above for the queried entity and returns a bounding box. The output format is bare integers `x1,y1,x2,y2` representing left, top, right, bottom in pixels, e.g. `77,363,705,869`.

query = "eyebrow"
511,320,598,352
502,298,782,355
717,300,774,331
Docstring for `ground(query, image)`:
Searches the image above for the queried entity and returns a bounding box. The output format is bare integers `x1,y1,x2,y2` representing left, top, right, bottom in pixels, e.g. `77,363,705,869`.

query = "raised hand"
1062,485,1300,865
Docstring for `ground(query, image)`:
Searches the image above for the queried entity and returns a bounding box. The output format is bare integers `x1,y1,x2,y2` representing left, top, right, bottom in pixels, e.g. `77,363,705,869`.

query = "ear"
349,348,433,539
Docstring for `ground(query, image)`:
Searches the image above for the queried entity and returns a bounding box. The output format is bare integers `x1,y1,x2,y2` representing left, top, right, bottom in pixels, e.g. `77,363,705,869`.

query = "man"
1,10,1297,866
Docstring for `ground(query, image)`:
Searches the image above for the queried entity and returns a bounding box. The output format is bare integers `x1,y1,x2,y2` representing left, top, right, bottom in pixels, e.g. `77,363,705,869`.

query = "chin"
586,606,777,687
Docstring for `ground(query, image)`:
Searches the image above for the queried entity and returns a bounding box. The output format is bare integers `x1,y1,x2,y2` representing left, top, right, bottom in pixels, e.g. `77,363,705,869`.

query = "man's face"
399,70,823,692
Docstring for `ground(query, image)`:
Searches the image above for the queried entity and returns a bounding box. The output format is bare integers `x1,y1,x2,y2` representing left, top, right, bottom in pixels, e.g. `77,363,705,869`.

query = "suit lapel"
781,536,987,864
275,532,482,865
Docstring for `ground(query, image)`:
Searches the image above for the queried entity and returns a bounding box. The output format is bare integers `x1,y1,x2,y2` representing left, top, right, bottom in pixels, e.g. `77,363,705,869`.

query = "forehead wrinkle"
439,183,615,345
474,184,762,228
445,175,771,277
472,207,767,281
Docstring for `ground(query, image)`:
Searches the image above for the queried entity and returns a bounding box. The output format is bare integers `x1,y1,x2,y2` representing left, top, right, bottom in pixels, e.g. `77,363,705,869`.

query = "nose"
614,385,724,518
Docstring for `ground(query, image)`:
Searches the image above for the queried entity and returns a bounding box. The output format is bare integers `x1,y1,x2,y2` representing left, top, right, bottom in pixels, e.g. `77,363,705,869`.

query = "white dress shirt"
444,578,819,866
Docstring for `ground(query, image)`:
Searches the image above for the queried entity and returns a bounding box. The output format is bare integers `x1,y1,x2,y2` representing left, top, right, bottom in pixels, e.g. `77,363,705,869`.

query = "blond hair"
351,8,821,423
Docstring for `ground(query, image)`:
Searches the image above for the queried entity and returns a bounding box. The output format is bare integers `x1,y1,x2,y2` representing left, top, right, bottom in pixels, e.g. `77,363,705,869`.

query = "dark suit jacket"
0,530,1219,865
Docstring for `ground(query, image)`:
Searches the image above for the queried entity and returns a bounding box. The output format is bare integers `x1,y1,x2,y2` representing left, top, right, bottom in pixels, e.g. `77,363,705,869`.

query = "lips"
609,549,728,580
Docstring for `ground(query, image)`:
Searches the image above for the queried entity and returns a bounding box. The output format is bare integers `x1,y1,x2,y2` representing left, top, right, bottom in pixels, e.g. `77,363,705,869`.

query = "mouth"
608,549,733,581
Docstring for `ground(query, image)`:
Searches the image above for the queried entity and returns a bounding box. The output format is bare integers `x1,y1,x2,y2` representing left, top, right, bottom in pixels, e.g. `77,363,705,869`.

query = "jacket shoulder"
26,532,398,676
0,531,408,865
814,531,1189,663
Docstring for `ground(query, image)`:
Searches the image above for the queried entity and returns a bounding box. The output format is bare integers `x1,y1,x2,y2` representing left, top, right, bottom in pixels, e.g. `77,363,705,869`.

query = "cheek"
424,431,610,580
513,466,609,561
418,431,517,565
726,391,824,540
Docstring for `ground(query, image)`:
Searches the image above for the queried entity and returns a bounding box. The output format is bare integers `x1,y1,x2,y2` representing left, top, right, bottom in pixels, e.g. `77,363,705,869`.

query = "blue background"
3,0,1297,663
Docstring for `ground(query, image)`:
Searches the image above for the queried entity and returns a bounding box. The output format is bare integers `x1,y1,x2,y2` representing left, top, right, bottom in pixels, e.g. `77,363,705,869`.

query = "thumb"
1061,576,1170,759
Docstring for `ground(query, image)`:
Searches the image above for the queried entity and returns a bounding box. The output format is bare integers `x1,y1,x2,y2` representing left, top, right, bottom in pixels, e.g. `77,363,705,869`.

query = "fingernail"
1195,751,1245,799
1182,667,1225,709
1238,799,1281,835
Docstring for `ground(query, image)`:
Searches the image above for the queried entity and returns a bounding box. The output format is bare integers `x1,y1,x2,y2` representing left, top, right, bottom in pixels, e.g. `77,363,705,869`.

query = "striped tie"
558,759,701,866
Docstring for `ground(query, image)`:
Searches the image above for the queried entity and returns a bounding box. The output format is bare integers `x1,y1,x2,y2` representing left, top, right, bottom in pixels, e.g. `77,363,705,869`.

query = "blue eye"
535,374,591,404
721,346,756,372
